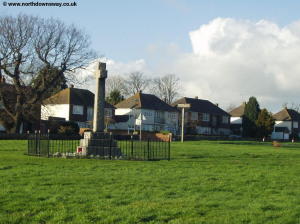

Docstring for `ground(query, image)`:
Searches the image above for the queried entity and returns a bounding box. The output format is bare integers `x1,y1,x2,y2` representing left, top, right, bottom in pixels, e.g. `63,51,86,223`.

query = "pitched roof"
273,108,300,121
229,103,246,117
43,87,115,108
172,97,230,116
115,92,177,112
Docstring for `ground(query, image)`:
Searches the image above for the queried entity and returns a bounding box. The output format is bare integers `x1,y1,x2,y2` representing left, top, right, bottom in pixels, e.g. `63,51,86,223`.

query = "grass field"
0,140,300,224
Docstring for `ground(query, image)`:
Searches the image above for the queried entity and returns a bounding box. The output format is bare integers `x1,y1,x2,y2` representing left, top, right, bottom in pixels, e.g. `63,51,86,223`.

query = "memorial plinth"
77,62,121,157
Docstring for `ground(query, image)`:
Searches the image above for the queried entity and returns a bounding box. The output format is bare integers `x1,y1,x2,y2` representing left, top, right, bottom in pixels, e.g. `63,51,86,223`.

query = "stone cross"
93,62,107,132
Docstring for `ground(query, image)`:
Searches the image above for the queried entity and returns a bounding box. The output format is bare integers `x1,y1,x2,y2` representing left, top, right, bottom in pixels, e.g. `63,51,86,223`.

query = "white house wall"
41,104,70,120
115,108,132,116
272,132,289,140
293,121,298,128
140,109,154,125
274,121,292,131
165,111,179,131
114,108,179,133
230,117,242,124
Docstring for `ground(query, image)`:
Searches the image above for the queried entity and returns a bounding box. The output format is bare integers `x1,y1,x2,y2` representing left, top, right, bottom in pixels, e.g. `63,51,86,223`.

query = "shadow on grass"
0,166,13,170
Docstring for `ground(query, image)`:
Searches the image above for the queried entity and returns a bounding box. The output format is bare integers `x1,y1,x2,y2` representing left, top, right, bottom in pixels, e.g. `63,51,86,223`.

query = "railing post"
109,132,112,159
147,138,150,160
27,131,30,155
168,135,171,161
34,130,38,156
47,129,50,157
38,130,41,156
131,135,133,159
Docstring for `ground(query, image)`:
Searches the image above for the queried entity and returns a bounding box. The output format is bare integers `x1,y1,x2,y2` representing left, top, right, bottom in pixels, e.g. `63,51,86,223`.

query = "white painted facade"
41,104,70,120
230,117,242,124
271,120,300,140
114,108,179,134
272,132,290,140
274,121,292,130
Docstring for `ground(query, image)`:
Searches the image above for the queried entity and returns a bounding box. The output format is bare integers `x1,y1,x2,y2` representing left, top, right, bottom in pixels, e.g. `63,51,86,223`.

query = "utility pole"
177,104,190,143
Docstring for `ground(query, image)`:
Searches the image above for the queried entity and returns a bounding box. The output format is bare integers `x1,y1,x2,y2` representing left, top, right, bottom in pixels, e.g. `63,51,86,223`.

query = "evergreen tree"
242,97,260,137
106,89,124,105
255,109,275,138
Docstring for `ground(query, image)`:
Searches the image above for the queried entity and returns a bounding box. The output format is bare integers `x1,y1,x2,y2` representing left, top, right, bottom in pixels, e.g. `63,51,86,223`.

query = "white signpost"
177,104,191,143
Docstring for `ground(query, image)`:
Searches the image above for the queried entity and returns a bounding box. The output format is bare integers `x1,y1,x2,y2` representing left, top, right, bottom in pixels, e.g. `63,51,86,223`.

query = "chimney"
195,96,198,99
139,90,142,94
69,84,74,88
0,76,5,83
215,103,219,107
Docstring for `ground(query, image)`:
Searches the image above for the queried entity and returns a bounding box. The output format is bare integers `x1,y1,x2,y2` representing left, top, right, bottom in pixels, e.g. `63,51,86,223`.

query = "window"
72,105,83,115
222,116,228,124
87,107,93,121
155,111,163,118
168,112,176,119
202,113,210,121
191,112,198,121
143,111,153,117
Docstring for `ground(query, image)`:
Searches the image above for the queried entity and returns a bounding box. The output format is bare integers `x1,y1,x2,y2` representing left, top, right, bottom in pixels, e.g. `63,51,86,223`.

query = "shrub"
160,130,170,135
57,121,79,135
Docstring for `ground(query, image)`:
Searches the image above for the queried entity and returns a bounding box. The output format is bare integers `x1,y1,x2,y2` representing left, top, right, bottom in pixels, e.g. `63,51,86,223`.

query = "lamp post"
177,104,190,143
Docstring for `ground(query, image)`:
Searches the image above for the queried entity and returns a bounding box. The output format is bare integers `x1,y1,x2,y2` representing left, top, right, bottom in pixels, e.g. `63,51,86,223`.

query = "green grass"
0,140,300,224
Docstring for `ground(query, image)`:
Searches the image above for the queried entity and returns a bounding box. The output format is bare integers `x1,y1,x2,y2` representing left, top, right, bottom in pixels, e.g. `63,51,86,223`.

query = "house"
271,107,300,140
229,102,246,135
114,91,179,134
172,97,231,135
41,86,115,129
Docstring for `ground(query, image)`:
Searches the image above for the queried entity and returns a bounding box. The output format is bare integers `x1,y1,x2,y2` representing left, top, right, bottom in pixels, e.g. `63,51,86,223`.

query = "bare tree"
124,72,150,96
106,75,126,96
151,74,181,104
282,102,288,109
282,102,300,112
0,14,96,133
226,103,237,112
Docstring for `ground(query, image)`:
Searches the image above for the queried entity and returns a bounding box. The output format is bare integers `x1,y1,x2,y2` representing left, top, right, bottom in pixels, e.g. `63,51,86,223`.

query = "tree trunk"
7,114,22,134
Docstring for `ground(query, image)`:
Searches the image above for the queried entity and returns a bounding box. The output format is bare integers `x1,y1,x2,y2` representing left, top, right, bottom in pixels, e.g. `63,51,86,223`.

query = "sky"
2,0,300,112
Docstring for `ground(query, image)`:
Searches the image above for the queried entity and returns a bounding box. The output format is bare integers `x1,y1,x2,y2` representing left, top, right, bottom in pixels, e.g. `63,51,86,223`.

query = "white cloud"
74,58,148,93
75,18,300,112
173,18,300,111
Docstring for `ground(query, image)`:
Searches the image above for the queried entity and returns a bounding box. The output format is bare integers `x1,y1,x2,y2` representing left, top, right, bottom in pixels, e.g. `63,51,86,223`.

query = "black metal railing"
28,133,80,157
27,133,171,161
116,137,170,160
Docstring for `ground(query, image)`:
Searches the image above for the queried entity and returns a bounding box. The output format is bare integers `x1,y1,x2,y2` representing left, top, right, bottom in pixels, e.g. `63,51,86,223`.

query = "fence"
27,133,80,157
27,133,170,161
115,137,170,160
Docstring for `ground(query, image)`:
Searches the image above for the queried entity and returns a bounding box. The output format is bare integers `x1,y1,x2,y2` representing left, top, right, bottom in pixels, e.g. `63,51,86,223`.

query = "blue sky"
2,0,300,111
2,0,300,62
